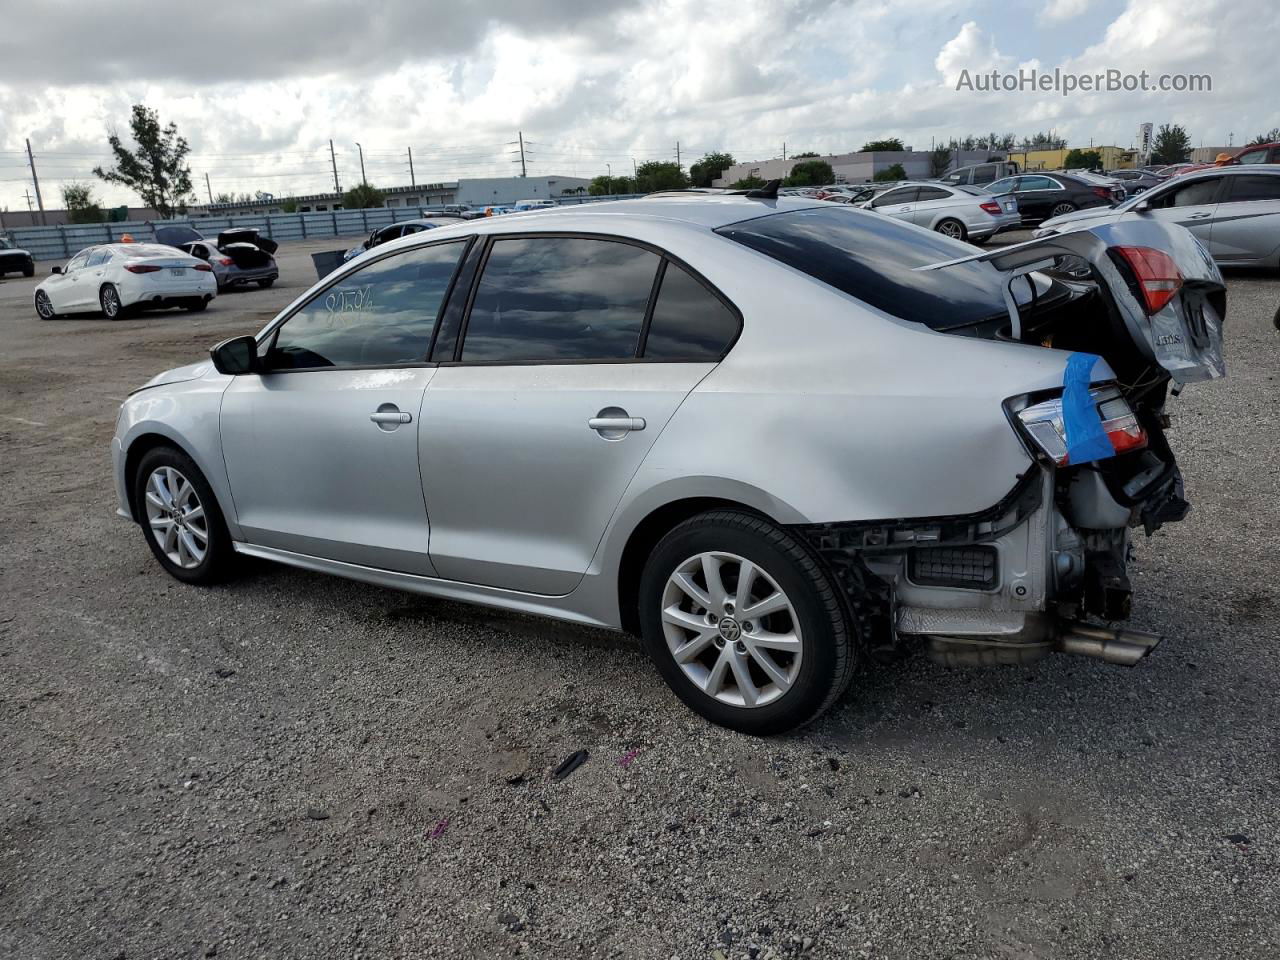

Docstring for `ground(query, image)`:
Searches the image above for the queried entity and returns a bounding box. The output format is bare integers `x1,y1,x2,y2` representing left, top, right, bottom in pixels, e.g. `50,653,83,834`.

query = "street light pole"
355,142,367,185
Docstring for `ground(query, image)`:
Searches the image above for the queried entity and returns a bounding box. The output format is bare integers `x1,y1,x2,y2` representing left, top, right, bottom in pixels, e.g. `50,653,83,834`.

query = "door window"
1017,176,1056,192
1147,178,1221,209
86,249,112,267
1233,148,1268,165
971,164,999,184
460,237,660,362
870,187,919,207
267,240,466,369
641,262,740,360
65,251,91,272
915,186,951,202
1225,175,1280,202
986,177,1018,194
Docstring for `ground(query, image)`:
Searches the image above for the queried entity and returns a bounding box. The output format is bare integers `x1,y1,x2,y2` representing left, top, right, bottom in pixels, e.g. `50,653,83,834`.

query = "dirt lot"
2,233,1278,959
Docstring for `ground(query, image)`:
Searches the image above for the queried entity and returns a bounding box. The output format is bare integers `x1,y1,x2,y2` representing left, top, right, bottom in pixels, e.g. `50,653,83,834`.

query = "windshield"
715,206,1015,332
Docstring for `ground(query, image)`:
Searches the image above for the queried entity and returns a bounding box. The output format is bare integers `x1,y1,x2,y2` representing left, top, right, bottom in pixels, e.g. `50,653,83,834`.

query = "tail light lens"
194,263,213,272
979,200,1003,215
1092,186,1111,200
1113,245,1183,314
218,257,234,266
124,263,162,274
1012,386,1147,466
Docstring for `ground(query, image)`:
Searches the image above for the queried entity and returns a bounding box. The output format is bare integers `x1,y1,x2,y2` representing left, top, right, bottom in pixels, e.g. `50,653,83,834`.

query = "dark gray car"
0,236,35,277
154,225,279,291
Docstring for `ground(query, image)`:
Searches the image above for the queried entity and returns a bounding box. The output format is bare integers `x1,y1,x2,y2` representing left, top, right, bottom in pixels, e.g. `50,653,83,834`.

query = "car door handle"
370,411,412,424
588,416,645,432
1186,212,1212,219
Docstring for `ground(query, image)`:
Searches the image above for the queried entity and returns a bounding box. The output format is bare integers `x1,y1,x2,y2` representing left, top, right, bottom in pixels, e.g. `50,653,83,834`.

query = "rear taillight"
124,263,162,274
1113,246,1183,314
1012,386,1148,466
194,263,213,272
1092,186,1111,200
218,257,234,266
979,200,1002,215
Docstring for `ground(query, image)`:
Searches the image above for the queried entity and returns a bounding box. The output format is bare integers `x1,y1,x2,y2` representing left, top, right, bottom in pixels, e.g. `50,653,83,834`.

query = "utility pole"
632,158,637,177
606,162,612,178
355,142,367,185
25,138,46,226
204,172,214,205
23,188,35,212
407,147,415,187
676,141,681,169
783,142,787,161
329,139,340,193
518,132,527,177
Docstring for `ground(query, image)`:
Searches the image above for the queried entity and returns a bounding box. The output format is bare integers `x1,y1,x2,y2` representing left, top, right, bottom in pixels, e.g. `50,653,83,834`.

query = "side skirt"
232,541,615,629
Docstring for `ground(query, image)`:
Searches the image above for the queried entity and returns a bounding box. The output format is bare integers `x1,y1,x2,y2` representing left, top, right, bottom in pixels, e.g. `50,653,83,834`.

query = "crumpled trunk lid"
919,219,1226,386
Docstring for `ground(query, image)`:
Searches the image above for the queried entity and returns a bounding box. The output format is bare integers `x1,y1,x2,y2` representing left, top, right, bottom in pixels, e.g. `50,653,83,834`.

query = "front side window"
1225,175,1280,202
65,251,91,272
460,237,660,362
1149,178,1221,209
642,262,739,360
986,177,1017,195
267,241,466,369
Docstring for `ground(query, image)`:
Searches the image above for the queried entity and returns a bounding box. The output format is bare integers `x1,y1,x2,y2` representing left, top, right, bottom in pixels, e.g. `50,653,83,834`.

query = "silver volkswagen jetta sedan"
113,195,1225,733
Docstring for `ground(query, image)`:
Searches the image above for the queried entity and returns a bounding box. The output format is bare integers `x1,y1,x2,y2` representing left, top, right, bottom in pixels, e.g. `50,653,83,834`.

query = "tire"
934,218,967,241
969,235,990,247
133,446,236,585
638,510,861,734
22,262,35,278
34,290,56,320
1050,202,1076,218
184,298,208,312
100,283,126,320
257,278,275,288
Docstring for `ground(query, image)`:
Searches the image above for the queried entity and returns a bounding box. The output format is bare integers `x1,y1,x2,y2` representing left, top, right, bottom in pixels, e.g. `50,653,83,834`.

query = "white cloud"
1042,0,1095,22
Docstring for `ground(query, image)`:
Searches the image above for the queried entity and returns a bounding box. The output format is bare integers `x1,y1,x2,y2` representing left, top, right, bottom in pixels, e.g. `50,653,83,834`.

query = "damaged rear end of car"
776,216,1225,667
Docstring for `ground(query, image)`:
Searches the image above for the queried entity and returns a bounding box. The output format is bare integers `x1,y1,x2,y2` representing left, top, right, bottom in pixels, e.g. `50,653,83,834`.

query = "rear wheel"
134,446,236,584
184,298,208,312
34,290,56,320
1050,202,1076,218
257,278,275,288
22,262,34,277
935,218,967,241
638,510,861,734
100,283,125,320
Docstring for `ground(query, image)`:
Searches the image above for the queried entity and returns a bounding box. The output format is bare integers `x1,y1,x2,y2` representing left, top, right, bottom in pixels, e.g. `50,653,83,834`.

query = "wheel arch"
122,430,206,522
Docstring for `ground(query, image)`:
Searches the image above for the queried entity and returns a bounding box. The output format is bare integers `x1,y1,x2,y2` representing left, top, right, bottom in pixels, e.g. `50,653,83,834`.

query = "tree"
861,138,904,152
280,199,299,213
588,175,635,196
790,151,819,159
930,146,952,178
93,105,194,219
727,176,766,189
213,192,235,204
784,159,835,187
1150,124,1192,165
688,152,736,188
634,161,687,193
1064,148,1103,170
874,163,907,182
60,182,105,223
1247,127,1280,145
342,183,384,209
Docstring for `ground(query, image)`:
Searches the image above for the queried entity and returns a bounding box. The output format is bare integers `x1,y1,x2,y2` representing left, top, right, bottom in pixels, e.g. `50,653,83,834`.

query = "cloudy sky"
0,0,1275,211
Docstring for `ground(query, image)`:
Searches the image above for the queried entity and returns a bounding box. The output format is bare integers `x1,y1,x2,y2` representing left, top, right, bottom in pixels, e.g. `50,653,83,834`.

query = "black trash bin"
310,250,347,280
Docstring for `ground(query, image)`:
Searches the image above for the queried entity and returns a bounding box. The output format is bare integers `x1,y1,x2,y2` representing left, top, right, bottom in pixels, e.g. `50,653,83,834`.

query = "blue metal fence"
3,195,643,262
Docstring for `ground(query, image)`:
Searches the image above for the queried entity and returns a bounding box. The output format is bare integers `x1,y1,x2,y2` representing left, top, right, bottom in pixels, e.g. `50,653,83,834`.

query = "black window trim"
1224,171,1280,202
440,230,744,368
255,234,475,375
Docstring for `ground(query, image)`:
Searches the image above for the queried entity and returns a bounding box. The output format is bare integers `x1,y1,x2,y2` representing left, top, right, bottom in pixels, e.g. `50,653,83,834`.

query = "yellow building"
1006,146,1136,171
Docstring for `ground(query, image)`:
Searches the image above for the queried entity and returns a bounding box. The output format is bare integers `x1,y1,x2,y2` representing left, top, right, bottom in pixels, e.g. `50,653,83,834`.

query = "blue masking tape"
1062,352,1114,464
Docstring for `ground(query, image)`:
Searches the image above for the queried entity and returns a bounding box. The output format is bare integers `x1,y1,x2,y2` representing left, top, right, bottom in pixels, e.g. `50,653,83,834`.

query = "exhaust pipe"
1055,622,1163,666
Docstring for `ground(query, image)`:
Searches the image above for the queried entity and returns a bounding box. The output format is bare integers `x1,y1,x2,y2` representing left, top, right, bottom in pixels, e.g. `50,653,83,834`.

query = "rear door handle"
588,416,646,432
370,411,412,424
1186,212,1212,220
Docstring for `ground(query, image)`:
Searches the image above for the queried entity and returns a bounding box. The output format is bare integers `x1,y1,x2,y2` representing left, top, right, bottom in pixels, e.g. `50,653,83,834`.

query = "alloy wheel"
143,466,209,569
936,220,965,239
101,286,120,318
35,291,54,319
1051,203,1075,217
660,551,803,708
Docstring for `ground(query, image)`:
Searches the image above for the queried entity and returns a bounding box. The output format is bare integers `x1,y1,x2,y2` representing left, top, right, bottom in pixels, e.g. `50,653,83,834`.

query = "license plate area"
169,267,185,277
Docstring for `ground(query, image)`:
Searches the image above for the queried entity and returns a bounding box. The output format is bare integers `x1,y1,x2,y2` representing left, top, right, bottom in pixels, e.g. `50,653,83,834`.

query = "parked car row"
33,242,217,320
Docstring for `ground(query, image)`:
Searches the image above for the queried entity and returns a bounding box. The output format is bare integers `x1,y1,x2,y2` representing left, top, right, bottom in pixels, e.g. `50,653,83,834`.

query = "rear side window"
1226,175,1280,202
916,186,951,201
642,262,739,360
716,207,1010,332
871,187,918,207
268,241,466,369
461,237,660,362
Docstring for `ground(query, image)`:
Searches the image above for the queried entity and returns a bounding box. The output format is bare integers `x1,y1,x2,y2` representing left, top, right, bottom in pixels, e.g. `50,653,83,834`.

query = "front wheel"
1050,202,1076,218
184,298,208,312
100,283,125,320
934,218,967,241
134,446,236,584
638,511,861,734
22,263,35,277
34,290,56,320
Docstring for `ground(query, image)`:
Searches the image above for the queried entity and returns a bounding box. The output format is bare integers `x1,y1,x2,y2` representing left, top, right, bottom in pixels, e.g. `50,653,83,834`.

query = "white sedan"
34,242,217,320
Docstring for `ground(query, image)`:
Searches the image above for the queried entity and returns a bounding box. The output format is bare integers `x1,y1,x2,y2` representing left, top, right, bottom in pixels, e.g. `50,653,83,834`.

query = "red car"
1173,142,1280,176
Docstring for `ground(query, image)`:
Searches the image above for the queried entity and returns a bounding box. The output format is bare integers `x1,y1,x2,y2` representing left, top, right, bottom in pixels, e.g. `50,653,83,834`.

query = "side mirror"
210,335,261,375
52,265,63,275
1133,199,1151,213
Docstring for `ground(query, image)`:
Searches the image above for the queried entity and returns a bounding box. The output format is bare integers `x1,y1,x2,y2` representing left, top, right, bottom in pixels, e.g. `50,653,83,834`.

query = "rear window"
714,207,1011,332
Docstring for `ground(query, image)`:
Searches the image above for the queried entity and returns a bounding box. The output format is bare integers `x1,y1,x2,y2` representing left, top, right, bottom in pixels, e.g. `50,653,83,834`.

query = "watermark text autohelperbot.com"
955,68,1211,96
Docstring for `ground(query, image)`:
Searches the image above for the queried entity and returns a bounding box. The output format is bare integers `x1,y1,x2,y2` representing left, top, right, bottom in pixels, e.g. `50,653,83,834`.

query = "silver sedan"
112,196,1225,733
862,182,1020,242
1035,166,1280,269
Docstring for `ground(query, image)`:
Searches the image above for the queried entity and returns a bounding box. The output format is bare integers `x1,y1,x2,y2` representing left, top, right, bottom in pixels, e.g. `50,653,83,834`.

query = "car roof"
467,194,833,229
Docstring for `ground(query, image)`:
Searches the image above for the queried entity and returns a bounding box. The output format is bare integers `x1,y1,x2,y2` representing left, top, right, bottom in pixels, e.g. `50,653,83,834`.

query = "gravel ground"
2,232,1278,959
